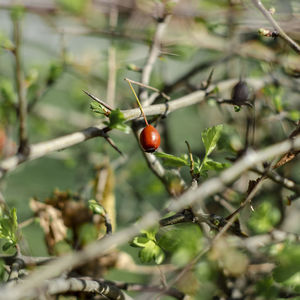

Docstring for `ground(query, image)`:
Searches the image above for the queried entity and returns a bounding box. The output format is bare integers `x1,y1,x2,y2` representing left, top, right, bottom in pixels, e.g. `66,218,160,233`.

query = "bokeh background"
0,0,299,298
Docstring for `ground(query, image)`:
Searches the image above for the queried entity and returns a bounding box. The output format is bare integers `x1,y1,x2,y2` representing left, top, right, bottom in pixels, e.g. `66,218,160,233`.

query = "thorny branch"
12,13,28,154
251,0,300,53
140,14,171,104
0,77,272,179
1,134,300,300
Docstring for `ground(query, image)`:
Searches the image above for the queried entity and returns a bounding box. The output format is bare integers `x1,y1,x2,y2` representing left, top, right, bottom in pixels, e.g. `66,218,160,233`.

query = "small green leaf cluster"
104,109,130,133
155,124,229,178
90,102,130,133
131,228,165,264
90,101,108,116
88,199,105,216
0,208,18,251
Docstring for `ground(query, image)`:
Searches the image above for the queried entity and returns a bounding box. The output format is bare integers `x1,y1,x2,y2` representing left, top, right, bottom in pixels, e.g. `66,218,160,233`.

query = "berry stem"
126,79,149,126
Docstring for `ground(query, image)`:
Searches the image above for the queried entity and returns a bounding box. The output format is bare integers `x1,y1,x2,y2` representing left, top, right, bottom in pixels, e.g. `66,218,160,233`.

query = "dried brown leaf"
30,198,67,254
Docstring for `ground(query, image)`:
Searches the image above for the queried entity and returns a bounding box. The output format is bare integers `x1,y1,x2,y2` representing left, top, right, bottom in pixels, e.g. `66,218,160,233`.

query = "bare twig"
0,254,52,268
12,14,28,154
46,277,129,300
18,217,35,229
83,90,114,111
251,167,300,195
125,77,170,101
140,15,171,103
0,77,273,179
251,0,300,54
104,135,124,157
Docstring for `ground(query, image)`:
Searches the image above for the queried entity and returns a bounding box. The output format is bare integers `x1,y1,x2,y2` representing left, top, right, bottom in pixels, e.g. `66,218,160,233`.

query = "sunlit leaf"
202,159,229,171
201,124,223,156
155,152,189,167
88,199,105,215
131,228,165,264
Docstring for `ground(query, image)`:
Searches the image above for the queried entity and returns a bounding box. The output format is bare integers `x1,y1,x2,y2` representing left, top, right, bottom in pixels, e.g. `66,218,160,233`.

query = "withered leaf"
30,198,67,254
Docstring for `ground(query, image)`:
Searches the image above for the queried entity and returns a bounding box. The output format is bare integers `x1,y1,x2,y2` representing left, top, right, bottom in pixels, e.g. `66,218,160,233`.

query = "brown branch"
125,77,170,101
46,277,128,300
251,167,300,195
0,77,273,179
251,0,300,54
12,15,28,154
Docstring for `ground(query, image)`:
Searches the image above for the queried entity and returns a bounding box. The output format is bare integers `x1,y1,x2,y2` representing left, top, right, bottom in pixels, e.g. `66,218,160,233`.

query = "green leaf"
201,124,223,156
234,106,241,112
131,228,165,264
0,219,11,238
2,241,14,251
90,101,108,116
139,240,157,263
104,109,130,133
10,208,18,233
0,208,18,246
88,199,105,215
139,240,165,264
47,62,63,84
131,236,150,248
154,152,189,167
202,159,229,171
154,248,165,264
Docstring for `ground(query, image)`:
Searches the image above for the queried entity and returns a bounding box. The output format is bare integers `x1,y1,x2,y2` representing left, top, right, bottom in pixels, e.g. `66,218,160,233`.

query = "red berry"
140,125,161,153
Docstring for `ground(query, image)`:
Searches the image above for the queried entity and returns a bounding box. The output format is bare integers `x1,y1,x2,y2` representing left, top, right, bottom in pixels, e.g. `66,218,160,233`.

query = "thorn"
83,90,114,111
